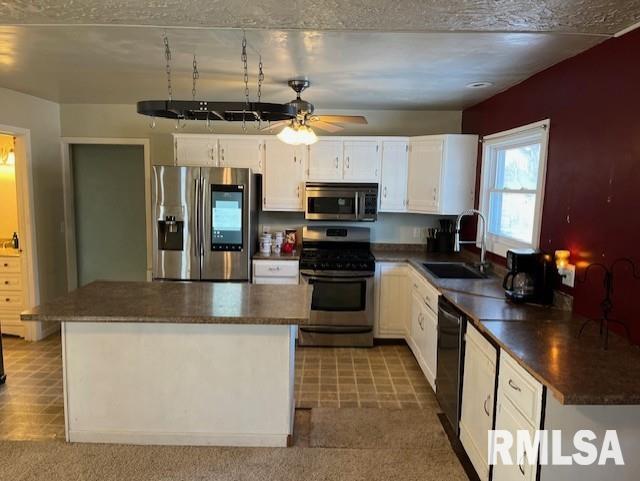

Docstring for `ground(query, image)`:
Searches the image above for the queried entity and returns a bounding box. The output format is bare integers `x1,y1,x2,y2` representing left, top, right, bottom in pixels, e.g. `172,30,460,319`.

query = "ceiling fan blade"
260,120,290,131
313,115,368,125
308,120,343,133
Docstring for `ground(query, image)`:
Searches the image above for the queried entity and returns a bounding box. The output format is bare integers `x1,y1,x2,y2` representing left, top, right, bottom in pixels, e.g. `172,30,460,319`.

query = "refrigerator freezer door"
201,167,251,281
152,166,201,280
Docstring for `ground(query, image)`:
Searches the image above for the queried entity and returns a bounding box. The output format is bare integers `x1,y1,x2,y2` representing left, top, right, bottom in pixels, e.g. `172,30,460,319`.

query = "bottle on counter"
11,232,19,250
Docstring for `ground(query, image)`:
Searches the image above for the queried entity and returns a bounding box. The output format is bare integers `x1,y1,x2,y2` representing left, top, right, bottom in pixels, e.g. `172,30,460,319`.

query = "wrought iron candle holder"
577,257,640,350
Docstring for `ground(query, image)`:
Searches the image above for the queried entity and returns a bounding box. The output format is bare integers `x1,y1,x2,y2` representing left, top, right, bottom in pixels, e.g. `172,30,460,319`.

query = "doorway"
62,139,152,290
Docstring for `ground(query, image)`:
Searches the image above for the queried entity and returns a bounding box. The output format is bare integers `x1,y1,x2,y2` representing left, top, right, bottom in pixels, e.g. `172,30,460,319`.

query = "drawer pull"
3,263,8,267
268,266,281,272
4,281,8,285
483,395,491,416
508,379,522,392
5,298,9,302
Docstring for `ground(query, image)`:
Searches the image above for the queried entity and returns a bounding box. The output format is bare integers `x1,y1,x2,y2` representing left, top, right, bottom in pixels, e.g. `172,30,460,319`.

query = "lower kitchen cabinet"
0,255,25,338
252,260,299,285
375,262,409,337
460,323,498,481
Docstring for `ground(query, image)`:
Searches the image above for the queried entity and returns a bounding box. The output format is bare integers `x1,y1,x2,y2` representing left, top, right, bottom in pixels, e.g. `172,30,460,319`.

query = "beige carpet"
0,409,469,481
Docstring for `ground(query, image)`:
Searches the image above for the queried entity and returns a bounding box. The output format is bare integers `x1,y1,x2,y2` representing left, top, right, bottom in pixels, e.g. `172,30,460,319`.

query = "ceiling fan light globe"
300,125,318,145
277,125,302,145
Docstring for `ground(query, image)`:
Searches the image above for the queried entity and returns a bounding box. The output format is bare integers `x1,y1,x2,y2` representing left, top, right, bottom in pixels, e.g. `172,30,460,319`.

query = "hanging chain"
192,54,199,101
163,33,173,101
255,55,264,128
241,31,250,132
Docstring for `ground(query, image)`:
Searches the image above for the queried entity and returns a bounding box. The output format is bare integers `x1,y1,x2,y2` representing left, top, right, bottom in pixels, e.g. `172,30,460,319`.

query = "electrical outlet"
561,264,576,287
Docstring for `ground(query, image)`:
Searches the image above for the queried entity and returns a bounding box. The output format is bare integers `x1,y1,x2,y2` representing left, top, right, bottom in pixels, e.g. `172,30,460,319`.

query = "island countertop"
21,281,313,325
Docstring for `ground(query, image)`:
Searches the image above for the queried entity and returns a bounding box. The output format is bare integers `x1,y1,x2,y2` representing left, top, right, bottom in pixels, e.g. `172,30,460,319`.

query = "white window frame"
478,119,550,257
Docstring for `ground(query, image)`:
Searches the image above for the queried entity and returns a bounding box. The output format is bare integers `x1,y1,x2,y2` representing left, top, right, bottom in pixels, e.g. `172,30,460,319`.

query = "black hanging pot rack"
136,100,297,122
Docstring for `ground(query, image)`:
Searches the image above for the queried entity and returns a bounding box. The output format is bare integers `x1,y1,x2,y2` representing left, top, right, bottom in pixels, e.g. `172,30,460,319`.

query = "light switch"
561,264,575,287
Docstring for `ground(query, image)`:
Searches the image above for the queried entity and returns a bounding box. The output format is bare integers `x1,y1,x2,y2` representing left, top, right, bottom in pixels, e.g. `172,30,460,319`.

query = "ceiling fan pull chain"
163,33,173,102
192,54,199,101
241,31,250,132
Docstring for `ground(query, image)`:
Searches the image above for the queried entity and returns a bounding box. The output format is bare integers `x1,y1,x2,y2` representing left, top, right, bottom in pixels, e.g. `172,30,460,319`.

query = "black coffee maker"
503,248,557,304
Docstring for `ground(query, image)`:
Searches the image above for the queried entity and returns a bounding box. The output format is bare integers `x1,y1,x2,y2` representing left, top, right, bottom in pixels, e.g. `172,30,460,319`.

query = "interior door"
308,139,343,181
343,140,380,181
218,138,263,172
407,139,443,213
72,144,148,286
379,141,409,212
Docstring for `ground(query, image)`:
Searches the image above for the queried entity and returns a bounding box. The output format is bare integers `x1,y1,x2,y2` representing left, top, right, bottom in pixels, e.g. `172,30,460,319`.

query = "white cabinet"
307,139,343,181
218,137,264,172
460,323,498,481
252,260,299,285
263,139,306,211
0,255,25,337
493,351,544,481
375,263,409,338
174,135,216,166
407,134,478,214
342,140,381,182
379,141,409,212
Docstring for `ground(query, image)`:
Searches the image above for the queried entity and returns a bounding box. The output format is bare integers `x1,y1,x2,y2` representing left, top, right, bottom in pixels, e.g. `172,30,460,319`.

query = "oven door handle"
300,272,374,281
299,326,372,334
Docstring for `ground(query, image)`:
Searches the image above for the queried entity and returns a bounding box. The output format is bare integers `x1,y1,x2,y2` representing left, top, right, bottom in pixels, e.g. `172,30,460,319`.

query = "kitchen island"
21,281,312,447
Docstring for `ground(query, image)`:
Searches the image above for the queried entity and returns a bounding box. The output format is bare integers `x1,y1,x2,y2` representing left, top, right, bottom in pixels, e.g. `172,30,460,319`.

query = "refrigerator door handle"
200,177,207,256
194,177,201,256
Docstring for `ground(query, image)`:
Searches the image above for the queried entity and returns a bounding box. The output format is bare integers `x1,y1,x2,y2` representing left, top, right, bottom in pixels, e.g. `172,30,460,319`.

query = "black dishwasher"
435,296,467,436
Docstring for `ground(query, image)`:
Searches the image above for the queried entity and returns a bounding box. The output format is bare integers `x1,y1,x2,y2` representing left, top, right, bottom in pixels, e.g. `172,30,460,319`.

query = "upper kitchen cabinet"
307,138,343,181
379,140,409,212
406,134,478,215
217,137,264,173
342,139,381,182
174,134,217,166
263,139,306,211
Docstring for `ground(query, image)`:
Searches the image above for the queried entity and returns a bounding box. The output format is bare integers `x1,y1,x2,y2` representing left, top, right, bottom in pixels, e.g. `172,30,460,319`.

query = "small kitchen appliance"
304,183,378,221
503,248,557,304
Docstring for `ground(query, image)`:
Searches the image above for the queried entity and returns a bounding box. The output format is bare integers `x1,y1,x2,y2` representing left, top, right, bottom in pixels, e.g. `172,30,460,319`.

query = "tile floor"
295,344,439,409
0,335,437,442
0,334,64,441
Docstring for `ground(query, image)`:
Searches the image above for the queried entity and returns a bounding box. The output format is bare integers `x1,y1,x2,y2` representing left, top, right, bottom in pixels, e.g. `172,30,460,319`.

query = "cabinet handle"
294,155,297,163
418,313,424,329
335,156,339,168
346,156,350,168
413,283,418,289
297,185,300,198
508,379,522,392
518,453,526,475
4,281,8,285
3,263,8,267
483,395,491,416
268,266,281,272
5,298,9,302
383,186,387,198
423,296,430,307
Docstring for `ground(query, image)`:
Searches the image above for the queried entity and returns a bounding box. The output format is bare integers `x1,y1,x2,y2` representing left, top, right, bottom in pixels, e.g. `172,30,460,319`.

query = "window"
478,120,549,257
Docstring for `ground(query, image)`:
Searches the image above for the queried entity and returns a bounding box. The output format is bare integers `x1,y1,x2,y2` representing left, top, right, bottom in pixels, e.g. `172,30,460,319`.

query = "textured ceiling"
1,1,639,35
0,26,605,109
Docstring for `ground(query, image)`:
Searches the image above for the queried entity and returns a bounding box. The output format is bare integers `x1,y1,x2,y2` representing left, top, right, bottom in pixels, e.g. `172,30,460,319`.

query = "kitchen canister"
260,233,272,255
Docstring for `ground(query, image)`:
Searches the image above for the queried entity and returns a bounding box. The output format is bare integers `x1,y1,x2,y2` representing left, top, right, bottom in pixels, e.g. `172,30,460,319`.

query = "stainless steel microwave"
304,183,378,221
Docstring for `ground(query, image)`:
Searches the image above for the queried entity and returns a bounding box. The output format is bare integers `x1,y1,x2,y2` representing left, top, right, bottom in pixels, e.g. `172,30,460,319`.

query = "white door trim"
60,137,152,291
0,123,41,341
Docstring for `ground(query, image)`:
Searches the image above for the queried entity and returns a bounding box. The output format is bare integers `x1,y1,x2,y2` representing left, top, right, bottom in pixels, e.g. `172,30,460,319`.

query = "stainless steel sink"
422,262,486,279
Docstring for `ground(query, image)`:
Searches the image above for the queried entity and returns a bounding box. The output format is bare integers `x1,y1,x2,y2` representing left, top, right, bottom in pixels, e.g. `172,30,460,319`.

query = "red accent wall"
462,29,640,344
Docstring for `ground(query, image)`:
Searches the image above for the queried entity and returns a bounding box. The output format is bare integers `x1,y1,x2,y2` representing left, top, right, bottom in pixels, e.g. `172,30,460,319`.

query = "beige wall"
60,104,461,164
0,134,19,239
0,87,67,304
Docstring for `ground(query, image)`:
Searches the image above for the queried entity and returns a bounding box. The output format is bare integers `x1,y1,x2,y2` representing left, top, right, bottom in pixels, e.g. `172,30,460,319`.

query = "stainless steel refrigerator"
152,166,260,281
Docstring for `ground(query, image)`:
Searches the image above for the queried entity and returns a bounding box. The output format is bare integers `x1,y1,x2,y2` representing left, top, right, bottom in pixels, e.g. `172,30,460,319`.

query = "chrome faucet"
454,209,489,274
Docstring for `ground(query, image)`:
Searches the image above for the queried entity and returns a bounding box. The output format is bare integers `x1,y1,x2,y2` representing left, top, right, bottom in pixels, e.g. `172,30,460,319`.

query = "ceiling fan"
264,80,368,145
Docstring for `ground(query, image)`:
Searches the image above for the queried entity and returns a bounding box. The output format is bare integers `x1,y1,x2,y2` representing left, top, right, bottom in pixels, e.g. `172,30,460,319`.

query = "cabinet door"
218,138,264,172
460,332,497,481
407,139,443,213
376,263,409,337
263,140,305,211
175,136,216,166
492,398,538,481
343,140,381,182
422,306,438,390
307,140,343,181
379,141,409,212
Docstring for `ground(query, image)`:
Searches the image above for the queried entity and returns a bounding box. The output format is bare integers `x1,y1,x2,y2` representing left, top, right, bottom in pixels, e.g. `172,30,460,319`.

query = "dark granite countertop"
21,281,312,325
373,244,640,405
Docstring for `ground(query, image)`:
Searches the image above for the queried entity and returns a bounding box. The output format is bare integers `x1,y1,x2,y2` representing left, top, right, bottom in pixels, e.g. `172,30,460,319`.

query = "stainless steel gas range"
298,226,375,347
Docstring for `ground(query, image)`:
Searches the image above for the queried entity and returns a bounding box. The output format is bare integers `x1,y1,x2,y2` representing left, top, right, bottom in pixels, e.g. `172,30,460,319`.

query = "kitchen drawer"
410,269,439,314
499,351,543,426
0,257,20,274
0,274,22,291
253,260,299,278
0,293,22,310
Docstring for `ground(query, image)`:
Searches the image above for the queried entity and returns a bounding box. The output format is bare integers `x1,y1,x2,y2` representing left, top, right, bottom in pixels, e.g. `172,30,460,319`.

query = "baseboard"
68,429,289,447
